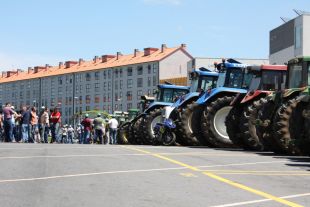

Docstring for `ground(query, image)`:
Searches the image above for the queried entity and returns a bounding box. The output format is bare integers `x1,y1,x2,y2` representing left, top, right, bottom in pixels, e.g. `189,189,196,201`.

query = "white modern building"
270,13,310,64
0,44,193,124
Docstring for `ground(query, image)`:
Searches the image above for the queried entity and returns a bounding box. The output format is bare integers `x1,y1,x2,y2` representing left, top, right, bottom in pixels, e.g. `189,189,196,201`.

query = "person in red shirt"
50,107,61,143
80,114,92,144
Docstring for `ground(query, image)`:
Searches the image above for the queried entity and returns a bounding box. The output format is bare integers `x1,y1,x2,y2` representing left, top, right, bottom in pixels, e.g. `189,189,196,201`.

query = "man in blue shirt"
21,106,31,143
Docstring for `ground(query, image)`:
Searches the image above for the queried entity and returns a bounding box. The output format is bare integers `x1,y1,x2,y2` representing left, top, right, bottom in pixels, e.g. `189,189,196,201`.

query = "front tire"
201,96,236,148
225,106,244,147
141,108,163,145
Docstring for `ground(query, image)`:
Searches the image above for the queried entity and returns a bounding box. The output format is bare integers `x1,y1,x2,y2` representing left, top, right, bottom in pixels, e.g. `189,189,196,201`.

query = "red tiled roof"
0,45,192,83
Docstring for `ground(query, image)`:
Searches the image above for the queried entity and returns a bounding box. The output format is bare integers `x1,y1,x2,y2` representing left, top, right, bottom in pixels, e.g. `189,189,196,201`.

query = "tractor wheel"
176,102,205,146
141,108,163,145
225,106,245,147
117,123,130,144
201,96,236,148
273,97,308,155
132,117,144,144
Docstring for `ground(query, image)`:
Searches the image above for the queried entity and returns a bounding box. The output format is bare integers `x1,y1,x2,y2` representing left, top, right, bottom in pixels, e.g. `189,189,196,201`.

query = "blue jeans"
51,123,60,143
68,133,73,144
109,128,117,144
83,130,90,144
4,120,13,142
94,129,103,144
22,124,30,142
40,124,49,143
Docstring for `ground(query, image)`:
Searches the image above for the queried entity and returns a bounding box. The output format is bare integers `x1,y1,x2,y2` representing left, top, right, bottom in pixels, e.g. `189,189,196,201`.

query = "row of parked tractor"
118,56,310,156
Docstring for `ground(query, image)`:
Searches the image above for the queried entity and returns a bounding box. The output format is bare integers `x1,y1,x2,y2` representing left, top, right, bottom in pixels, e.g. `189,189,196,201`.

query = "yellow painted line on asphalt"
210,192,310,207
203,170,309,173
216,173,310,176
121,146,303,207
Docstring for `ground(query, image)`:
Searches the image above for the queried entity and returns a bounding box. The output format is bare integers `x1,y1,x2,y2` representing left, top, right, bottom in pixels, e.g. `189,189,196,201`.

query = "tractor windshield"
190,76,217,93
158,88,188,103
261,70,287,91
288,63,303,88
225,68,253,89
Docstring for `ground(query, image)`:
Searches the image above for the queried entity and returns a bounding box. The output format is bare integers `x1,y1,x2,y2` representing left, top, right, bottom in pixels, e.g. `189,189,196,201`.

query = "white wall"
302,15,310,56
159,50,192,80
270,46,295,64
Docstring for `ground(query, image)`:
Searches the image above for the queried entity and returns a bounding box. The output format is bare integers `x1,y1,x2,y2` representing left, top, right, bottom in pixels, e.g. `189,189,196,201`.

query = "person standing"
81,114,92,144
2,103,17,142
108,116,119,145
50,107,61,143
93,113,105,144
40,107,49,143
21,107,31,143
67,125,74,144
30,107,39,143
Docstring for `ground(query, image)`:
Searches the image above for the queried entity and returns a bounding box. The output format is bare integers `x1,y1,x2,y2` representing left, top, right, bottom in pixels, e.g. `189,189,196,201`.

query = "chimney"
28,67,33,74
2,71,6,78
93,56,99,63
116,52,123,60
161,44,167,53
181,43,187,50
17,69,23,74
144,47,159,56
65,61,78,69
102,55,116,63
134,49,140,57
78,58,84,66
34,66,46,73
59,62,63,69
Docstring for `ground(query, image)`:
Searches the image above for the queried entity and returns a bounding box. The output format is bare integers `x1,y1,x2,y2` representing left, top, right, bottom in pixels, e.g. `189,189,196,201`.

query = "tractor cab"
189,69,218,94
287,56,310,90
155,84,190,103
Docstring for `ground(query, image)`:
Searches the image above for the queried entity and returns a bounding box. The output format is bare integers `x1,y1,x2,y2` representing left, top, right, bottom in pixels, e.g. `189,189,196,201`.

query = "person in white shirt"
108,116,119,144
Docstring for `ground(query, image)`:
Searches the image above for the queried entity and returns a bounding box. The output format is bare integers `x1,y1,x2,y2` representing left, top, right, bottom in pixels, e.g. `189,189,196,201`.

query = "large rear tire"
225,106,244,147
141,108,163,145
273,97,308,155
132,117,144,144
175,103,205,146
201,96,236,148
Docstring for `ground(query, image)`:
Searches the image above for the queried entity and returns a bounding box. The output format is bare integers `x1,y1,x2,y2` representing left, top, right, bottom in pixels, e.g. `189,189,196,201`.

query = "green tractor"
117,109,140,144
272,56,310,155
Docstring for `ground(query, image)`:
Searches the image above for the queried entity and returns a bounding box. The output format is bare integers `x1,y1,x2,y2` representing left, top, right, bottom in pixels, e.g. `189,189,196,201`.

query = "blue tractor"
164,68,219,146
136,84,190,144
196,61,254,147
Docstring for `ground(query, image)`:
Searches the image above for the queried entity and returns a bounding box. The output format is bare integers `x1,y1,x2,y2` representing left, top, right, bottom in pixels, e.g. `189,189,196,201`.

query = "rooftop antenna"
280,17,291,23
293,9,310,16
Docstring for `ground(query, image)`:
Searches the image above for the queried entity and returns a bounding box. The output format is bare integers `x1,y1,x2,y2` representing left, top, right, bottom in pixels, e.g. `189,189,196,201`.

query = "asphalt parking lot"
0,143,309,207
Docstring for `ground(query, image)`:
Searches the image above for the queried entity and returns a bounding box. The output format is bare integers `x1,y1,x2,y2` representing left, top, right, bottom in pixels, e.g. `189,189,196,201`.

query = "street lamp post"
73,96,78,128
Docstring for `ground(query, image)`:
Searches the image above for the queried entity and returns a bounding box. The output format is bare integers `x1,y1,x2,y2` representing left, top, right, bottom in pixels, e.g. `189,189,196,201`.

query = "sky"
0,0,309,70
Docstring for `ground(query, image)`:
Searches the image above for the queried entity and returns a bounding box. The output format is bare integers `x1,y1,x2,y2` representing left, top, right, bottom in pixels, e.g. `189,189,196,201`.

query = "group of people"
0,102,119,144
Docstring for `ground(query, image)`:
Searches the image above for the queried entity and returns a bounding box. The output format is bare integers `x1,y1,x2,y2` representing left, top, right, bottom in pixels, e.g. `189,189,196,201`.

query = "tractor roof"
288,56,310,63
158,84,190,90
193,69,218,77
247,65,287,71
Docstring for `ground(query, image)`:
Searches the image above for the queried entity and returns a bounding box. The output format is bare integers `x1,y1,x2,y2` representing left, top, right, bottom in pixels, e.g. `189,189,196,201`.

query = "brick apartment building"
0,44,193,124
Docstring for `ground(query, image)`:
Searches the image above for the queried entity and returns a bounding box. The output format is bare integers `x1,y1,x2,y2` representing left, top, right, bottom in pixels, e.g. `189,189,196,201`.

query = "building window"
153,76,157,86
86,84,91,93
115,81,118,90
103,82,106,90
103,95,106,102
127,79,133,88
79,96,82,104
148,64,151,74
119,68,123,77
127,91,132,101
95,83,100,92
86,106,90,111
95,95,100,103
108,70,111,79
137,66,143,75
86,95,91,104
115,69,118,78
148,89,151,96
86,73,91,81
127,67,133,76
137,78,143,87
103,71,107,79
137,90,143,97
108,93,111,102
108,82,111,91
115,93,118,101
127,103,132,111
119,92,123,100
153,63,158,73
115,104,118,110
295,25,302,49
120,80,123,90
95,72,100,80
148,77,151,87
58,77,62,85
